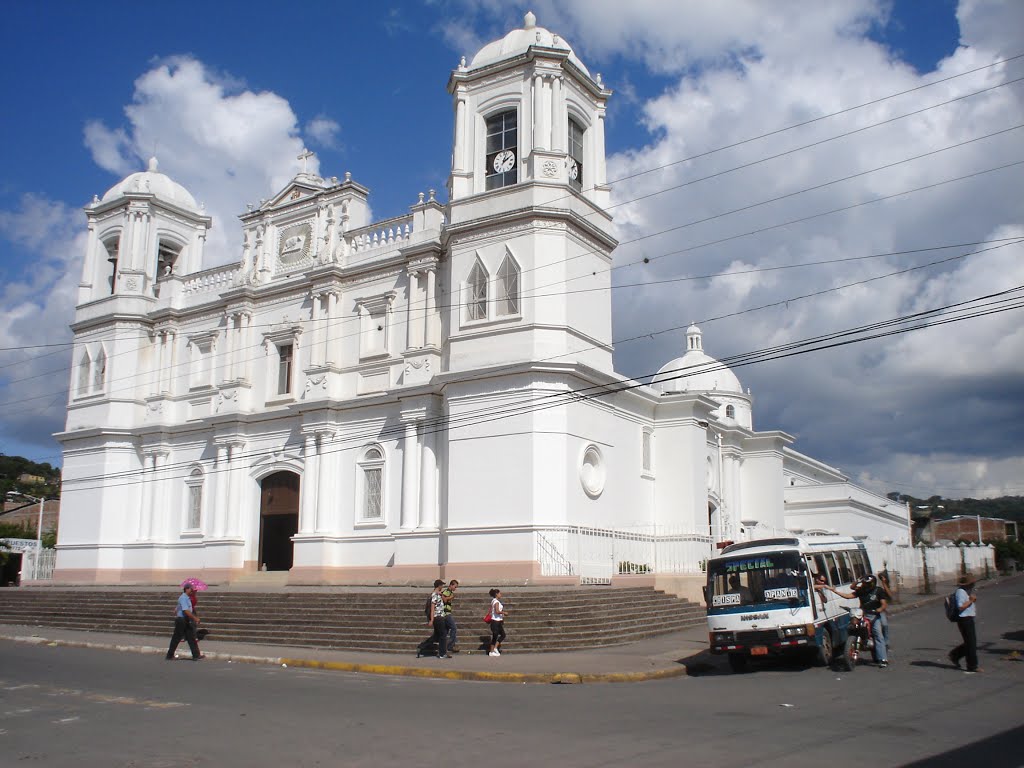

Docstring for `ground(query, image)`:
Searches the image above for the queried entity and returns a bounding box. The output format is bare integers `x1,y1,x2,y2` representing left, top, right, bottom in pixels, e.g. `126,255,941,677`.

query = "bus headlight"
782,625,808,637
712,631,736,644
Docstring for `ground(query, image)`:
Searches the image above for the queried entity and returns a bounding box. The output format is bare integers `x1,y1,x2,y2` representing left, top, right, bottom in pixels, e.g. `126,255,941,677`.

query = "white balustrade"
182,264,242,296
347,216,414,255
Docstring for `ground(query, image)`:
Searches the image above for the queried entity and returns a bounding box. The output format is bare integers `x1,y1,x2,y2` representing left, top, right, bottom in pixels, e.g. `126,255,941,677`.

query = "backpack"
943,591,961,622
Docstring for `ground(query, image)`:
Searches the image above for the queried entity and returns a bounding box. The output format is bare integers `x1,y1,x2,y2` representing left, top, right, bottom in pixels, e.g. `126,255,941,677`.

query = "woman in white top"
488,588,506,657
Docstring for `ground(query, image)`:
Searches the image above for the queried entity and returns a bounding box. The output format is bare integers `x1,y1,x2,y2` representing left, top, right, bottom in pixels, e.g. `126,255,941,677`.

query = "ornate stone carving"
542,160,559,178
305,374,328,392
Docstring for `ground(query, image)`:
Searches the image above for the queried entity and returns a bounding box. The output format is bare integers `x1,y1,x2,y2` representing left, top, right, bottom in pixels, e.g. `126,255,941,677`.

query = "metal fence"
25,548,57,581
535,525,714,584
535,526,996,589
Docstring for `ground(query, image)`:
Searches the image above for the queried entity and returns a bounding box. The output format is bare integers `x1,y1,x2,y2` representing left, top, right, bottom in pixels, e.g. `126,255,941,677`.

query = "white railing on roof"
183,263,241,296
347,214,414,255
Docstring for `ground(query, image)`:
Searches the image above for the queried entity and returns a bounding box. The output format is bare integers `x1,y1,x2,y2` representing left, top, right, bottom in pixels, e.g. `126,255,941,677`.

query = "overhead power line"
59,285,1024,492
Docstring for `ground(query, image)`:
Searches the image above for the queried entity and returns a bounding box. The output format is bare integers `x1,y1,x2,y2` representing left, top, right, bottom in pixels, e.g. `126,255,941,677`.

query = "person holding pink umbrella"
166,584,203,660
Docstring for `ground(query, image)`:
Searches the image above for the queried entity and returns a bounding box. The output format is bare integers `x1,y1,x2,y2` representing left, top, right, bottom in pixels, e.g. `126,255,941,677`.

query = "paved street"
1,578,1021,768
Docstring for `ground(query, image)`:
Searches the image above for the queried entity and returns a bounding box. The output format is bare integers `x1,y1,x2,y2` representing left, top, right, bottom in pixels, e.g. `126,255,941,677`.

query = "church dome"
652,324,743,395
469,11,590,76
101,157,200,213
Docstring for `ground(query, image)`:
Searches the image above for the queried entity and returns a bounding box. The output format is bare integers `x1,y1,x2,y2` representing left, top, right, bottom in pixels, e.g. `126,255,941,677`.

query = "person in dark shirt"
824,575,889,668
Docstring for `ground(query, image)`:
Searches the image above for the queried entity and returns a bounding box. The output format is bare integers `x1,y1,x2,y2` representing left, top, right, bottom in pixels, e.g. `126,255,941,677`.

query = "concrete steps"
0,587,706,653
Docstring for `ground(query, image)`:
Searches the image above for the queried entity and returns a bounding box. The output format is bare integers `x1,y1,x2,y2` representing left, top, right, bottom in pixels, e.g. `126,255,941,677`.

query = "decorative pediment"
264,180,325,211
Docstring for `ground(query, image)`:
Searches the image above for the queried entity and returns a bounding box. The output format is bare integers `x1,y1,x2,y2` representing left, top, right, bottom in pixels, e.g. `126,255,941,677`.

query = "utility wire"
4,60,1021,354
59,286,1024,492
3,131,1019,403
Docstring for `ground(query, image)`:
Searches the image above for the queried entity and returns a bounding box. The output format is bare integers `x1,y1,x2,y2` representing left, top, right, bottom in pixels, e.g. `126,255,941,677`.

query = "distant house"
17,473,46,486
929,515,1018,544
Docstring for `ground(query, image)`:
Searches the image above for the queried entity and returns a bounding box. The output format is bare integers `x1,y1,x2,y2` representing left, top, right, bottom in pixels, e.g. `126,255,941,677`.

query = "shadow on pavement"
909,660,959,671
900,724,1024,767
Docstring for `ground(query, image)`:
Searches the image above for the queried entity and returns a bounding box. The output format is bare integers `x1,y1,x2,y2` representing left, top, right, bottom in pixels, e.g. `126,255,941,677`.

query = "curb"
0,632,687,684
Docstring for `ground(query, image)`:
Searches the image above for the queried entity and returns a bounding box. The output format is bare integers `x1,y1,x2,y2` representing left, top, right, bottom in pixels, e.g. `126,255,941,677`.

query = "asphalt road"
2,579,1021,768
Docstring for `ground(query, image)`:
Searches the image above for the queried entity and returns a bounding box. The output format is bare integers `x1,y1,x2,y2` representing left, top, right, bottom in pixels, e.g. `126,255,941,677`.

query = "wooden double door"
259,471,299,571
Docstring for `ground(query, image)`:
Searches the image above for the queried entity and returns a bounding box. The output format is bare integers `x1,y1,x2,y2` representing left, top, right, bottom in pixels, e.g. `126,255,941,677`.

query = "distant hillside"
887,492,1024,523
0,454,60,499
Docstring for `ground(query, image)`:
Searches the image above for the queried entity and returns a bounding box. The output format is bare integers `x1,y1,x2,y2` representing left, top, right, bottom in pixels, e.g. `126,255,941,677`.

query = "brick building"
930,515,1018,544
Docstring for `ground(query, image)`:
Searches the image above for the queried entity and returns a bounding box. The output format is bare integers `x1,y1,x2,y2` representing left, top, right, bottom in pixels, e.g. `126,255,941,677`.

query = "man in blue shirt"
166,584,204,660
948,574,981,673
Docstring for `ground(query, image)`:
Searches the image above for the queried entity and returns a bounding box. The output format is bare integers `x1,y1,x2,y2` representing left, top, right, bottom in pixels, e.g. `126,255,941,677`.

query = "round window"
580,444,605,498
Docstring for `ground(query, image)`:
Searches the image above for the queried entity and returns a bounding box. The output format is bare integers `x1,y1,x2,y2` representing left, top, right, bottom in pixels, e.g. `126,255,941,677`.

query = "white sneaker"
489,651,500,657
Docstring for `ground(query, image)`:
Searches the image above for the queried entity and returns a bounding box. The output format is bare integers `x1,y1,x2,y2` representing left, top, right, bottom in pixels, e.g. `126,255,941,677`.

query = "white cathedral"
55,13,911,590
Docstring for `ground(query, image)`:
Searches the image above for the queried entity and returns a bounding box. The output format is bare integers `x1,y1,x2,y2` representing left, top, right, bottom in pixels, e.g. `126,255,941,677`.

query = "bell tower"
447,11,611,207
79,157,211,306
67,158,211,431
444,12,618,375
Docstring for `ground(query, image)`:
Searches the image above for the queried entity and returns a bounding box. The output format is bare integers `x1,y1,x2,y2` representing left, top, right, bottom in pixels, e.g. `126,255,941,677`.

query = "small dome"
101,157,200,213
652,325,743,395
469,11,590,75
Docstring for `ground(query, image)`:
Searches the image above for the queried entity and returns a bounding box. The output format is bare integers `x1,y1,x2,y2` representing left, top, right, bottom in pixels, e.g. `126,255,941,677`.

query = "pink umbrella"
182,577,208,591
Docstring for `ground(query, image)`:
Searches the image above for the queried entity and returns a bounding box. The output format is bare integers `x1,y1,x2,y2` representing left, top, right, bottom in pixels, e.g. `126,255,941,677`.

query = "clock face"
493,149,516,173
568,159,579,180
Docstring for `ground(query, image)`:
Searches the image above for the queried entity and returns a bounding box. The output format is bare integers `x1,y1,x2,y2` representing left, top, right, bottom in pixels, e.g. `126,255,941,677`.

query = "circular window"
580,444,605,498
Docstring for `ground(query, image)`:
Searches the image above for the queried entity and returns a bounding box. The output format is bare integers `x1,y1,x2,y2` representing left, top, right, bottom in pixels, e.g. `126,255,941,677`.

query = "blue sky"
1,0,1022,498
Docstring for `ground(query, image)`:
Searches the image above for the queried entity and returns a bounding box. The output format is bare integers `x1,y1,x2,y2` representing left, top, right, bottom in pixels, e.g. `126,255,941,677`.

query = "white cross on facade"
297,148,314,174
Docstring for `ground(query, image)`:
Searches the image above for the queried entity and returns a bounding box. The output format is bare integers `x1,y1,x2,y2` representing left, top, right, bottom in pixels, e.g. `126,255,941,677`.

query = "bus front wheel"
727,653,749,673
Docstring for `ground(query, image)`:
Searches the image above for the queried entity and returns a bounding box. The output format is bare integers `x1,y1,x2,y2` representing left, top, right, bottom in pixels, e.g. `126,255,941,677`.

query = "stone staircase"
0,587,705,653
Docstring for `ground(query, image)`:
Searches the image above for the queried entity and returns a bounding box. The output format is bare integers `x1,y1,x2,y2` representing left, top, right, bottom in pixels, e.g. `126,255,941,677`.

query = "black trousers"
167,616,201,659
418,617,448,657
952,616,978,671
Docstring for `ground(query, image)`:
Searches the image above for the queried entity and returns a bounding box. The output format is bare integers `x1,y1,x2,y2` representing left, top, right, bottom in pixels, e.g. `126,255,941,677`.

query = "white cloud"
488,0,1024,497
0,195,83,454
305,116,341,149
82,55,330,264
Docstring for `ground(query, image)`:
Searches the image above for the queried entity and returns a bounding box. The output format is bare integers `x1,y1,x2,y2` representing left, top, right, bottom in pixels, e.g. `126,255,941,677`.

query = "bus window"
851,551,867,580
837,552,853,584
812,554,830,584
824,553,840,585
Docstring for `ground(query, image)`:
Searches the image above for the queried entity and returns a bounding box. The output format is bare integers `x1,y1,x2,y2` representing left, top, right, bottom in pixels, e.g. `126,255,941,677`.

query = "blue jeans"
445,614,458,646
876,611,889,645
868,613,887,662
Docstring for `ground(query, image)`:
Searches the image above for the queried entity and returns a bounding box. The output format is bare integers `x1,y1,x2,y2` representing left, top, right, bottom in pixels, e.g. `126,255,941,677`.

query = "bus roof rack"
719,537,801,555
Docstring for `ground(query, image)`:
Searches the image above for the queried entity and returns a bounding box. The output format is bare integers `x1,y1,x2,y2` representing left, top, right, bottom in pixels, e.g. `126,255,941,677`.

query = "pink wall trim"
51,560,583,587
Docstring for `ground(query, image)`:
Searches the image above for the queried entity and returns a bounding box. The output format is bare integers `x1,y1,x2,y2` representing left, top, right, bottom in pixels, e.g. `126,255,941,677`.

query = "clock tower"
444,11,617,374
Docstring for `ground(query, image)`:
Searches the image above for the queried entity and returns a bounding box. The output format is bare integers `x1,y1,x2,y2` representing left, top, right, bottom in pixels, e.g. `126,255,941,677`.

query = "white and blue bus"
704,536,872,672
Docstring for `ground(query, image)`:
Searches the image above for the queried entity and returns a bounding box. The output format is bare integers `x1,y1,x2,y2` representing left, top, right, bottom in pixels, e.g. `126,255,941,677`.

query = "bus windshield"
707,552,809,613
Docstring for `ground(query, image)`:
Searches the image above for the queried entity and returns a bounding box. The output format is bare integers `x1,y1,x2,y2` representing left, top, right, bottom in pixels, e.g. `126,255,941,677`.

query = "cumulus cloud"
305,116,341,149
447,0,1024,497
0,195,83,454
82,55,331,264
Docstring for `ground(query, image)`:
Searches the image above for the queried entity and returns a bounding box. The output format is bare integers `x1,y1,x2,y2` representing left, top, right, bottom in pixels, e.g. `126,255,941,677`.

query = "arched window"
157,239,182,278
185,468,204,530
725,405,735,419
495,253,520,316
92,348,107,392
357,447,385,522
568,118,584,191
485,110,518,190
642,428,654,476
467,260,488,321
77,349,92,396
103,236,120,294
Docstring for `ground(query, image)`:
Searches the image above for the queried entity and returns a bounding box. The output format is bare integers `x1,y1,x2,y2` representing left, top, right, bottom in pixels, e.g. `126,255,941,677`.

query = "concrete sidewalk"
0,578,1002,684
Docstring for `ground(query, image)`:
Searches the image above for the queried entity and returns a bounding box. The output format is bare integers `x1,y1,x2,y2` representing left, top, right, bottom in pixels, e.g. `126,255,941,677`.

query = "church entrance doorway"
258,471,299,571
